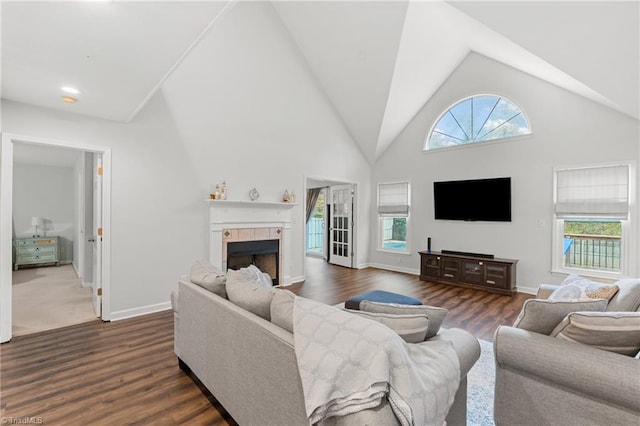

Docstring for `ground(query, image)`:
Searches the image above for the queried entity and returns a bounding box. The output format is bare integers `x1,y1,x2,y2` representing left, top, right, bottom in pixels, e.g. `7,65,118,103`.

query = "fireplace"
207,200,295,285
227,239,279,285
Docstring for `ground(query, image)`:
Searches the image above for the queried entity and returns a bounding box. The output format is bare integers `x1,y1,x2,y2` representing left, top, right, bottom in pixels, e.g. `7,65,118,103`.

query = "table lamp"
31,216,42,237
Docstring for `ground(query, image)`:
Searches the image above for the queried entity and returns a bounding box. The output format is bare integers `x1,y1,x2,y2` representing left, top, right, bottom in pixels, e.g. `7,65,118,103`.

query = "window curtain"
378,182,410,216
555,164,629,219
306,188,322,223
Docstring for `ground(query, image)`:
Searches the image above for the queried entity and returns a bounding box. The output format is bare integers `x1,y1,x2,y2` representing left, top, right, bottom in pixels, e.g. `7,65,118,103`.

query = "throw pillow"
360,301,448,339
189,259,227,298
345,309,429,343
548,275,619,302
239,264,273,287
551,311,640,356
226,269,276,321
513,298,608,335
606,278,640,312
271,289,296,333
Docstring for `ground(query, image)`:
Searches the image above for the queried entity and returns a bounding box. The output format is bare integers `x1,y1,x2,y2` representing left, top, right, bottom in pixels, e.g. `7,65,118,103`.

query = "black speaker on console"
427,237,431,253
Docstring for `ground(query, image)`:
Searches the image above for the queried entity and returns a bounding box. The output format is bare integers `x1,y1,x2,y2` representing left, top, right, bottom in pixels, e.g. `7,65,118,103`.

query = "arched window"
425,95,531,150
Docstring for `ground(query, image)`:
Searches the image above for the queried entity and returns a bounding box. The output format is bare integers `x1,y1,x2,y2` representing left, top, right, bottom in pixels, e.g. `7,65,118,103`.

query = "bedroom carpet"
12,265,97,336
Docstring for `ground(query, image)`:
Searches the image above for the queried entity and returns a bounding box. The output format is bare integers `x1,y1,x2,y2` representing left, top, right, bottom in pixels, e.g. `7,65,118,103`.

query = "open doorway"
304,177,357,273
0,133,112,343
306,187,326,258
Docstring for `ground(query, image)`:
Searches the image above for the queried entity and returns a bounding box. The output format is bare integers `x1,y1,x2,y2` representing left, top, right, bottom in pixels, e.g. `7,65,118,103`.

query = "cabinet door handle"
486,280,495,284
444,273,454,278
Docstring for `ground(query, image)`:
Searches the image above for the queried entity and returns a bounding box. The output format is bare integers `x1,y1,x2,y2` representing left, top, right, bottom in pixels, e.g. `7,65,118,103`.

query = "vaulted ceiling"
2,1,638,163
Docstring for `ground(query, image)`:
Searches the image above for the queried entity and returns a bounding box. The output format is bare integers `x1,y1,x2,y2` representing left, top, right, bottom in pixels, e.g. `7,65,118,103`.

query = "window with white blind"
552,164,632,277
378,182,410,252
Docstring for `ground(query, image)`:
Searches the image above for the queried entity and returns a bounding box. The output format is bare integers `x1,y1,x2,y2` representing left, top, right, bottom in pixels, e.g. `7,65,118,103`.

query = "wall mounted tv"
433,177,511,222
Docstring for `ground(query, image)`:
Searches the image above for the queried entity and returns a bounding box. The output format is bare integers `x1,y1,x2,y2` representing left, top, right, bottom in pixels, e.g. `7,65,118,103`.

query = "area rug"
466,339,495,426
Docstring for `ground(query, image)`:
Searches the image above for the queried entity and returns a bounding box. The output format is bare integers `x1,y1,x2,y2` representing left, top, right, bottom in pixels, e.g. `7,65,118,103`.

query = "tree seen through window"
427,95,531,150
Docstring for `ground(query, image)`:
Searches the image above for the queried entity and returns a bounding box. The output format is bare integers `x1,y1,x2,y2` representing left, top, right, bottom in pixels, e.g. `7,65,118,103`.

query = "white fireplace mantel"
206,200,296,285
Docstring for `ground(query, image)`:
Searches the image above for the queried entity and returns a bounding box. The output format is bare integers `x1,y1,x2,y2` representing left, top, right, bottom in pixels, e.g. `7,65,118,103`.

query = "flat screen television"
433,177,511,222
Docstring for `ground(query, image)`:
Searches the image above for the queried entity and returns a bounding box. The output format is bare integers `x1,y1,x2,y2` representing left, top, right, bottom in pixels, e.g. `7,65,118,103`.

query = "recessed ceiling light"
61,86,80,95
62,96,78,104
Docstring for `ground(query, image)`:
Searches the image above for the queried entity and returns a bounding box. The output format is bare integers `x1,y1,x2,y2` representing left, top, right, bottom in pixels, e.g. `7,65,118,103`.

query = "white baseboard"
109,301,172,321
515,285,538,295
368,263,420,276
286,275,305,285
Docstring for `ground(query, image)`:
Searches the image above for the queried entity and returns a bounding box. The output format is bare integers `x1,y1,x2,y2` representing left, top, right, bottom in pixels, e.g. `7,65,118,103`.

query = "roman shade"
378,182,410,216
555,164,629,219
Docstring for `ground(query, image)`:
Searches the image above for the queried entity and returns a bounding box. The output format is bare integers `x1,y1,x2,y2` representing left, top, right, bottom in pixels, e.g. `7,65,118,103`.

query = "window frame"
377,181,411,255
551,162,635,279
424,94,532,152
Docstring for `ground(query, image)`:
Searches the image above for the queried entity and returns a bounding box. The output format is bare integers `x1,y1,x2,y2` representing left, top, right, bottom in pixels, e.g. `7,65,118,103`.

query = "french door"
329,184,354,268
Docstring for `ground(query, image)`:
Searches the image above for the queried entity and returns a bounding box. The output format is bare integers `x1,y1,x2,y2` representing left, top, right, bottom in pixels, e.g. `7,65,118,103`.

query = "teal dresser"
13,237,60,270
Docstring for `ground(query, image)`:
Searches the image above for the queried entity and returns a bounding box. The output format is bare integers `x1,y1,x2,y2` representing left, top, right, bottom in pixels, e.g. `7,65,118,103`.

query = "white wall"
160,1,372,275
13,163,75,263
1,2,372,317
3,95,204,318
370,53,639,292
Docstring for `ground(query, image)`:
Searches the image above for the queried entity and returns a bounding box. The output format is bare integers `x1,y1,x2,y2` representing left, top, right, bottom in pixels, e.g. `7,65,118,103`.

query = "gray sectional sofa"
172,279,481,425
494,279,640,425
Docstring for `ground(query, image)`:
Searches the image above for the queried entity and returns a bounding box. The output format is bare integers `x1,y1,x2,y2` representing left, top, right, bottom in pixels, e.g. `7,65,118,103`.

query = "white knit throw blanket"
293,297,460,426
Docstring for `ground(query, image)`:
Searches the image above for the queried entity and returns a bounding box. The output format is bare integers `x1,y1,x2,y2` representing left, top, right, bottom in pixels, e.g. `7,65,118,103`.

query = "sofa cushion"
345,309,429,343
360,301,447,339
551,311,640,356
189,259,227,298
270,289,296,333
548,275,619,302
607,278,640,312
226,269,276,321
513,298,608,335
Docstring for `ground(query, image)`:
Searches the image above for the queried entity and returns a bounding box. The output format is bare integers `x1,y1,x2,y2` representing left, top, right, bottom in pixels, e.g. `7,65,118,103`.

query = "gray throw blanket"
293,297,460,426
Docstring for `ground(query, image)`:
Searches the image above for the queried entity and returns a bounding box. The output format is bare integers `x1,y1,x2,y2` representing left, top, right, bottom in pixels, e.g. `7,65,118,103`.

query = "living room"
2,1,638,339
1,1,639,423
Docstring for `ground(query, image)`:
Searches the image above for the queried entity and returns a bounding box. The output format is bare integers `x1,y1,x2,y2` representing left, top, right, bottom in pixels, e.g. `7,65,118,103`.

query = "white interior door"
329,184,354,268
91,154,102,317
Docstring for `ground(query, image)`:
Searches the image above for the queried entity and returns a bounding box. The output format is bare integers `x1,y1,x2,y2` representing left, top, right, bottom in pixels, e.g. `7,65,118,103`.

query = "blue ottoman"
344,290,422,311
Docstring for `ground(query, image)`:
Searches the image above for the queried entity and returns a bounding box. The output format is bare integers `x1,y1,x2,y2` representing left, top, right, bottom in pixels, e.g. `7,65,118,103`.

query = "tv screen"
434,177,511,222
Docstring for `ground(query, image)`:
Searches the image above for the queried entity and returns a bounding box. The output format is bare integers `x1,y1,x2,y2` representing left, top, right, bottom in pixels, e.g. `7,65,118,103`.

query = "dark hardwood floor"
0,257,532,425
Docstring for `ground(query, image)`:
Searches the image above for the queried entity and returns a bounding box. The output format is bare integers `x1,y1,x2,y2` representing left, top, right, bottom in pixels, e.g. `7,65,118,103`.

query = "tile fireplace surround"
207,200,296,285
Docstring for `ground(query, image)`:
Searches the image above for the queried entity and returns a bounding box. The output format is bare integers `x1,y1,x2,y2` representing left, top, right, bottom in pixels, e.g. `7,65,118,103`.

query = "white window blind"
378,182,410,216
555,164,629,219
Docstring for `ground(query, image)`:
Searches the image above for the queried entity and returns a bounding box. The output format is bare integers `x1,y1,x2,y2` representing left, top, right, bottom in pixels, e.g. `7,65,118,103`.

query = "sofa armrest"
494,326,640,413
429,328,480,377
536,284,559,299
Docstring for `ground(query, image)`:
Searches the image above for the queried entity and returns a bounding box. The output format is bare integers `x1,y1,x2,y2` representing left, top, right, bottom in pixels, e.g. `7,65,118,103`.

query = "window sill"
377,248,412,256
551,267,623,283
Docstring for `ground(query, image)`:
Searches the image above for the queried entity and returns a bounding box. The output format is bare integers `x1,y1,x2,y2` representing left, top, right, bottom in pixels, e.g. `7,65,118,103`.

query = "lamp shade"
31,217,42,226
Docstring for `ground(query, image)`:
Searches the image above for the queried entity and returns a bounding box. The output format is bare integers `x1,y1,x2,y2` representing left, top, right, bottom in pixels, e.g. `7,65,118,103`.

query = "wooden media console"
419,250,518,295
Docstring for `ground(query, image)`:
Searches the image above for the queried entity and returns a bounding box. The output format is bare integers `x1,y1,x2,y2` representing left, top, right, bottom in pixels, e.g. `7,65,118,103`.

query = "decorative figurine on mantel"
289,191,296,203
282,189,290,203
220,181,227,200
211,184,221,199
249,188,260,201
